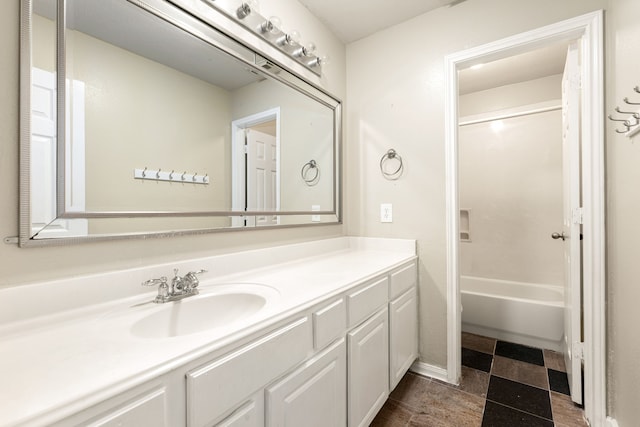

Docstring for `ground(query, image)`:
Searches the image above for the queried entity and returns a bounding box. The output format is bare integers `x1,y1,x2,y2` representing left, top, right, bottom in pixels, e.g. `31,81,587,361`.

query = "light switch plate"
311,205,320,222
380,203,392,223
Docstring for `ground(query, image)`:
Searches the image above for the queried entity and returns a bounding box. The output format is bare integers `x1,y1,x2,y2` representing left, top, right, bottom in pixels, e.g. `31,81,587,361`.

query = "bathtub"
461,276,564,351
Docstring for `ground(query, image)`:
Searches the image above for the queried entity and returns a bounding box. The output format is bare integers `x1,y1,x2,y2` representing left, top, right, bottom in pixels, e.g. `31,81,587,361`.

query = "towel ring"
301,160,320,186
380,149,403,180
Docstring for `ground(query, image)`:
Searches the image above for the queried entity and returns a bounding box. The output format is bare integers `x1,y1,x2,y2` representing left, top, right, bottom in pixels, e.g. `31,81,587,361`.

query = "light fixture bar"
203,1,325,76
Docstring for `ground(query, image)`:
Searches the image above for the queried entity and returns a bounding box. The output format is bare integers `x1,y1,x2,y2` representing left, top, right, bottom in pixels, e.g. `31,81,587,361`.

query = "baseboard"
606,417,619,427
409,360,449,383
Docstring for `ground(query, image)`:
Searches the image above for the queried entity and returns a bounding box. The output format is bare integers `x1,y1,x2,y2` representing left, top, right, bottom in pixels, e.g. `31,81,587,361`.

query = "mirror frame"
18,0,342,247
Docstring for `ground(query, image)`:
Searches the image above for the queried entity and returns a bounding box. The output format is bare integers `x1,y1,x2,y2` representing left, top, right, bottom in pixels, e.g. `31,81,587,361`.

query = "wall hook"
609,115,632,134
615,106,640,119
156,168,161,178
142,167,147,178
624,97,640,106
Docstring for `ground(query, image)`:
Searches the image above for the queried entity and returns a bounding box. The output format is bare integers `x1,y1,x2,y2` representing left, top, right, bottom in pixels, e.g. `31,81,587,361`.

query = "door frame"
231,107,281,226
443,10,605,426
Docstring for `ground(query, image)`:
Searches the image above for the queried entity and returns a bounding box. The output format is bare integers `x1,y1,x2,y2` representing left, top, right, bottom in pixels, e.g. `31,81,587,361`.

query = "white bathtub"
461,275,564,351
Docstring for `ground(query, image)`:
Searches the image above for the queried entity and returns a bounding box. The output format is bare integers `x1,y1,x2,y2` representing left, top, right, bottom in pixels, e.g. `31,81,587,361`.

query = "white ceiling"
458,42,570,94
297,0,568,93
297,0,458,44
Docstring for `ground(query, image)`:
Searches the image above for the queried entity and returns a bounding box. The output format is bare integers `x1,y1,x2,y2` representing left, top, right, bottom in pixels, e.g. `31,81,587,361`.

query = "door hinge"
243,143,248,154
573,341,585,361
572,207,583,225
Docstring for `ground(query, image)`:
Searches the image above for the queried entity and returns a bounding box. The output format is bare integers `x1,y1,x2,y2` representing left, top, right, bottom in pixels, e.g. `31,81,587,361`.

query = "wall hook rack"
134,168,209,185
608,85,640,137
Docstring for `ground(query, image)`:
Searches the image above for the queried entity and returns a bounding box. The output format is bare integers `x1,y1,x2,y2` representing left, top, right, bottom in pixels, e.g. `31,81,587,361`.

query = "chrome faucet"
142,268,207,303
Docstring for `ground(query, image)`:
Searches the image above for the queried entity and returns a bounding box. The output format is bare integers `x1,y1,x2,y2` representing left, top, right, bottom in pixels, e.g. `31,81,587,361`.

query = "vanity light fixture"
236,0,258,19
203,0,328,76
276,30,301,47
260,16,282,34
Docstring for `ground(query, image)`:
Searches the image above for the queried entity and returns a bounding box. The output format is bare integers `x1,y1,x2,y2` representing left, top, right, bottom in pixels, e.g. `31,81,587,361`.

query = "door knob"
551,232,566,241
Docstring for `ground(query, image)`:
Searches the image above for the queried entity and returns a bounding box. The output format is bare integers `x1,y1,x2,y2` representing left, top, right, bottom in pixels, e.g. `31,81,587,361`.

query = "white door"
561,42,583,405
30,67,87,239
30,67,58,235
246,129,278,226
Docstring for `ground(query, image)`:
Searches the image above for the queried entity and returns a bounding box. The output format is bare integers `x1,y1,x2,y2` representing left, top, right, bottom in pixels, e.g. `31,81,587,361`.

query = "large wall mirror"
19,0,341,246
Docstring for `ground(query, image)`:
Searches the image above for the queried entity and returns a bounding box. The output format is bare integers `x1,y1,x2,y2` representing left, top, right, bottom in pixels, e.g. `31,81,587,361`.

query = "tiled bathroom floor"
371,333,588,426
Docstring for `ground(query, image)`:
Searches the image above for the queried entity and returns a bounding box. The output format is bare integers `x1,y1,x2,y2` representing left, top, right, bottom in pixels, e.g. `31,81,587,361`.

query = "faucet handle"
142,276,168,287
191,269,208,276
142,276,170,303
184,269,208,290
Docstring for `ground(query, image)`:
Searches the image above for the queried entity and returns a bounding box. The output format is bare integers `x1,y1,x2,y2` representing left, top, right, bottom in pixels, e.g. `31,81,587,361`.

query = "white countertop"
0,237,416,427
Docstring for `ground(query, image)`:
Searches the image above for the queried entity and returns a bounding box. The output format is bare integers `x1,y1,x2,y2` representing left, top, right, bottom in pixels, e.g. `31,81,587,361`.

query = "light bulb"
287,30,301,45
307,54,330,68
303,42,316,56
260,16,282,34
236,0,258,19
277,30,300,47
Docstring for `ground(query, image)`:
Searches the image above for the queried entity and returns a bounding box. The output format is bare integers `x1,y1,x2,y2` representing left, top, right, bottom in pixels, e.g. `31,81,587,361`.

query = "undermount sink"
131,284,277,338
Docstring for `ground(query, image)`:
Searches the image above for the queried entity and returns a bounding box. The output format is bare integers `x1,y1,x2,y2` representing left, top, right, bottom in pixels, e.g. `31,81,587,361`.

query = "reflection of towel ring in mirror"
380,149,403,180
301,159,320,186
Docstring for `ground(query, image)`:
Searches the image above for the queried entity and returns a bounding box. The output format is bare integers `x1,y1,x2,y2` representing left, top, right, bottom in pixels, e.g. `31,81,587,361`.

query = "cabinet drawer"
347,276,388,328
390,262,417,299
265,338,346,427
187,317,313,427
85,388,167,427
312,298,346,350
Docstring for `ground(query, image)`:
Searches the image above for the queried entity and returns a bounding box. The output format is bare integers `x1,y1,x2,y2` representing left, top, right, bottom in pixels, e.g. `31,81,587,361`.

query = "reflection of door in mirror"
247,128,278,226
232,108,280,227
30,65,88,238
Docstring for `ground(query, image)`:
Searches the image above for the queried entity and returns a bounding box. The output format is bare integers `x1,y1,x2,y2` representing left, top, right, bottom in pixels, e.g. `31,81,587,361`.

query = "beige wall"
65,29,232,213
459,77,563,286
606,0,640,423
231,79,335,215
459,109,563,286
346,0,606,372
0,0,346,287
459,74,562,117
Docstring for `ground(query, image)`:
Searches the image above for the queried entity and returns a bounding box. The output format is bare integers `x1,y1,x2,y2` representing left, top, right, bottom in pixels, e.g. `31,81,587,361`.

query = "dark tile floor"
371,333,588,427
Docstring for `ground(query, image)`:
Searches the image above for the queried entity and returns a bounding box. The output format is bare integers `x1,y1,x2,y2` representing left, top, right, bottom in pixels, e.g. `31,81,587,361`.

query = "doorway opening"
444,11,605,426
231,108,281,227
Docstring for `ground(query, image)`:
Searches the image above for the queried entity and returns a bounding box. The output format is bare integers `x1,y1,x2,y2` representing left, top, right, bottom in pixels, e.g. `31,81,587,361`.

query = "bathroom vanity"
0,237,418,426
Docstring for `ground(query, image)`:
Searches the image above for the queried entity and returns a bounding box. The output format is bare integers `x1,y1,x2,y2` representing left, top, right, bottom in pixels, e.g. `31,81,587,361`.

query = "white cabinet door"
266,338,346,427
187,317,312,427
214,392,263,427
389,287,418,390
347,308,389,427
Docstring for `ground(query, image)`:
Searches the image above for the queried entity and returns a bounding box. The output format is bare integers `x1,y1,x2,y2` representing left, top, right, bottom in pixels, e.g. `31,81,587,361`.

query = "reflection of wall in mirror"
33,14,232,234
231,79,334,222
